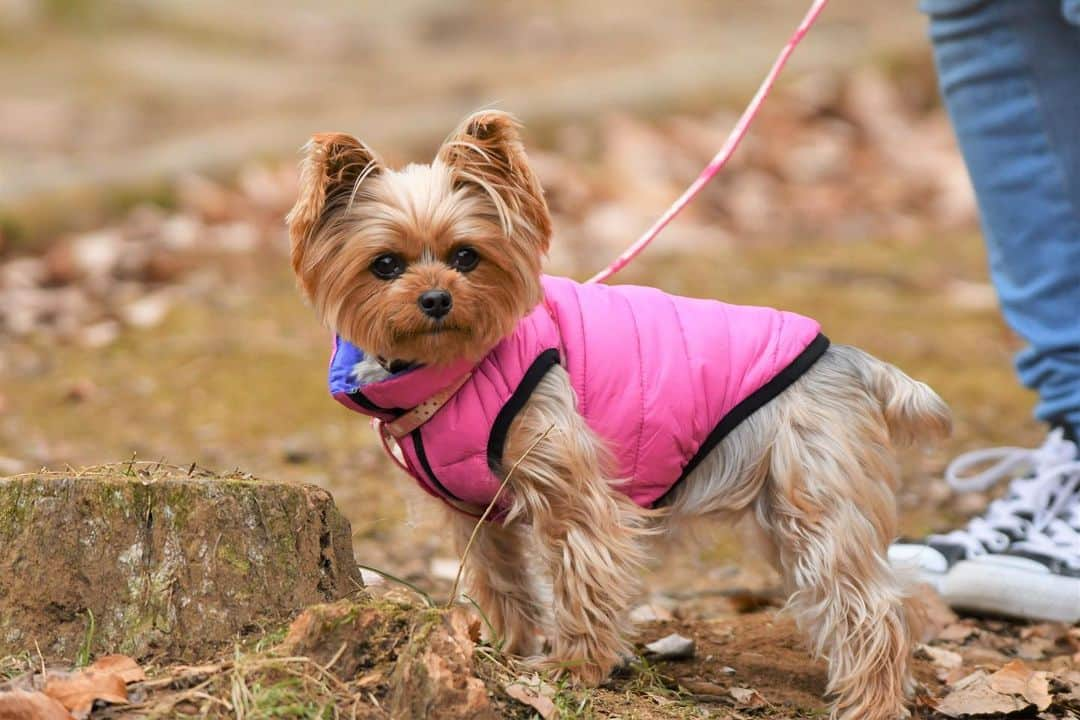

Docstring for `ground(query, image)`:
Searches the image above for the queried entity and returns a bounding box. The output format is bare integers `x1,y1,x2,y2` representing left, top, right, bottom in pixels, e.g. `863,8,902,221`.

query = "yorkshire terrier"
287,110,951,720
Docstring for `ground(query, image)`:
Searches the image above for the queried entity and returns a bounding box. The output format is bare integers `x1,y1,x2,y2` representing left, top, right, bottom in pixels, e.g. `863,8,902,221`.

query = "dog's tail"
859,351,952,448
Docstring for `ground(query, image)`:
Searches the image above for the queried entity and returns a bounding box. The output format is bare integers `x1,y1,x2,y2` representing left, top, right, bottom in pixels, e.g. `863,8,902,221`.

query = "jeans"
922,0,1080,433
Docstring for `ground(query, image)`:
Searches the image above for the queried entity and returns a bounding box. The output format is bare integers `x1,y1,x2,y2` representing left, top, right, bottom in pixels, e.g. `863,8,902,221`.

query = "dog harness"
328,275,828,517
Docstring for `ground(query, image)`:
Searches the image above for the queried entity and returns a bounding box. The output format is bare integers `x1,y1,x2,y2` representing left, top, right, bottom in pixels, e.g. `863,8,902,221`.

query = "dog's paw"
522,654,612,687
497,629,544,658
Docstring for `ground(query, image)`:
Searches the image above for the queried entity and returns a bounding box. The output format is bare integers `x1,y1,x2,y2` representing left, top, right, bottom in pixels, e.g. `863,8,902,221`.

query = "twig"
33,640,45,681
447,424,556,607
320,642,349,673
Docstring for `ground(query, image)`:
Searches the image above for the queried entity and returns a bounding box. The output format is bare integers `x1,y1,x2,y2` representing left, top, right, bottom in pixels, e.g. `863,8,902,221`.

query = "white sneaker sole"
943,556,1080,623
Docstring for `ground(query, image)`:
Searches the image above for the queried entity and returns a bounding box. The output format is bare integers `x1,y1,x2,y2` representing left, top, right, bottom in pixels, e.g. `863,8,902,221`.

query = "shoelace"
1011,466,1080,569
927,429,1078,558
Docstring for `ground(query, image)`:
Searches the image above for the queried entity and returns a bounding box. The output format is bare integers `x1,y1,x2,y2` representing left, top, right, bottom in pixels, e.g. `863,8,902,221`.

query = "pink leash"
586,0,829,285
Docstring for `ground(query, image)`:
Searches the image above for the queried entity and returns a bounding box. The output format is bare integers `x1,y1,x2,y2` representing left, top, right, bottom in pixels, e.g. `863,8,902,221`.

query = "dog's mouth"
395,324,470,340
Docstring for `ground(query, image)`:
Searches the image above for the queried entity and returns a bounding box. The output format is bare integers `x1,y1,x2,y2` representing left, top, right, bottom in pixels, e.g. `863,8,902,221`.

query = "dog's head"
286,111,551,366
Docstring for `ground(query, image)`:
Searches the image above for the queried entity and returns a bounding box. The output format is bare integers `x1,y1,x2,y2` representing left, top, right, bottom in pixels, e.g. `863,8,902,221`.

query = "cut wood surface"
0,464,361,660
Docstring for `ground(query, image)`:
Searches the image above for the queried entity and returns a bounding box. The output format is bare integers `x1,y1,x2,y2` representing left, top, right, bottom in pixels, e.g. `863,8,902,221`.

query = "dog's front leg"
448,510,545,656
502,367,651,686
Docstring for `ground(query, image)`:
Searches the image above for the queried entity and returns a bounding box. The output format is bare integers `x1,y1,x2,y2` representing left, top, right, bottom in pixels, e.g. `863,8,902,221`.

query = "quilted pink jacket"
329,275,827,517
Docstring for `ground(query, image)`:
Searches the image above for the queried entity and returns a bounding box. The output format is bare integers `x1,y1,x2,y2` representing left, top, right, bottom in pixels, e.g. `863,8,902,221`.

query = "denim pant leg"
922,0,1080,431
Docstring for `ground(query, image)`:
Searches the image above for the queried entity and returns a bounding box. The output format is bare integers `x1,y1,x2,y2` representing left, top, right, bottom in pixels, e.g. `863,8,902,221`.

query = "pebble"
644,633,695,660
121,292,173,329
70,230,123,278
630,602,674,623
77,320,120,348
358,568,386,587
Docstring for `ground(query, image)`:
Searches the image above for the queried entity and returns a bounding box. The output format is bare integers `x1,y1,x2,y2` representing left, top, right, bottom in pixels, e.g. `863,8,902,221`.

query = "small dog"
287,111,951,720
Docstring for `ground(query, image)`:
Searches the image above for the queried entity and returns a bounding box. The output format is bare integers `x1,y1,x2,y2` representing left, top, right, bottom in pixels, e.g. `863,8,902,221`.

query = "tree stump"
0,465,362,660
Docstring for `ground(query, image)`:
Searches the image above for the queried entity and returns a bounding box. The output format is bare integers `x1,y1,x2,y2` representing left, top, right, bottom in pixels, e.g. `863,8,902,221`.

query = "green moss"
246,677,333,719
217,543,252,573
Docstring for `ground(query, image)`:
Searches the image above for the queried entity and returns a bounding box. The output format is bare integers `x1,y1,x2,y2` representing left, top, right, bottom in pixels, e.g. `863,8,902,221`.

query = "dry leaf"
938,622,979,644
915,643,963,670
988,661,1052,711
504,675,557,719
0,690,73,720
679,679,727,697
935,670,1028,718
941,666,972,686
1066,627,1080,663
43,670,128,717
1053,669,1080,703
87,655,145,684
728,686,767,707
960,646,1009,668
1021,623,1067,642
1016,637,1054,661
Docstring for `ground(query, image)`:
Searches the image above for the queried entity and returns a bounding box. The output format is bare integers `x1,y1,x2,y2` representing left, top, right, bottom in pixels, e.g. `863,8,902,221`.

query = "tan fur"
288,110,952,720
663,345,949,719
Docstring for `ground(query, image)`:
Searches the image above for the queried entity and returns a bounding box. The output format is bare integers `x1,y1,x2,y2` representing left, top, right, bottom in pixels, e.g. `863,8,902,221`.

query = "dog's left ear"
437,111,551,254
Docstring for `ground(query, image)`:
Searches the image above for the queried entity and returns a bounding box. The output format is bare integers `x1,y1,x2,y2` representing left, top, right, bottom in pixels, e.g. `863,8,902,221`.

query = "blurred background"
0,1,1039,603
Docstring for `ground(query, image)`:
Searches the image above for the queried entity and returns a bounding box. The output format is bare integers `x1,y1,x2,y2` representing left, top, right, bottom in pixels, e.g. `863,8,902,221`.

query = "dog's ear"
287,133,381,249
437,111,551,253
287,133,382,294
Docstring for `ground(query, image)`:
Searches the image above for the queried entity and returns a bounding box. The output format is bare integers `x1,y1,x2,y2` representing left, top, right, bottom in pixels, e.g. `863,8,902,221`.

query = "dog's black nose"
418,289,453,319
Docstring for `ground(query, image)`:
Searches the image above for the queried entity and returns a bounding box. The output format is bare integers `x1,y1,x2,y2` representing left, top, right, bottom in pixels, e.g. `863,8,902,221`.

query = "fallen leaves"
915,643,963,672
0,655,145,720
504,675,557,719
86,655,146,685
728,685,767,708
42,671,127,718
0,65,979,359
935,661,1056,718
935,669,1029,717
0,691,72,720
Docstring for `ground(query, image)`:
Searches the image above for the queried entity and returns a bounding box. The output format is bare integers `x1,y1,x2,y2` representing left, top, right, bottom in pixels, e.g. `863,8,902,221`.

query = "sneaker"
889,429,1077,595
945,465,1080,622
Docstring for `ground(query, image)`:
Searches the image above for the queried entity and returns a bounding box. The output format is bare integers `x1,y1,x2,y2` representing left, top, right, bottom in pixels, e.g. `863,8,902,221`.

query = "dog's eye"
449,246,480,273
371,254,405,280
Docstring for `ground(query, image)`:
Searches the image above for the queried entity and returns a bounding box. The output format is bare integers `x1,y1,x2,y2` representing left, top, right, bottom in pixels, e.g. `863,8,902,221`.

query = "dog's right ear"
286,132,382,253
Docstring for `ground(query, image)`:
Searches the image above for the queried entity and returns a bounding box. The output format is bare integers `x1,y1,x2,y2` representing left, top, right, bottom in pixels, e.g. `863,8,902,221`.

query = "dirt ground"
3,3,1078,718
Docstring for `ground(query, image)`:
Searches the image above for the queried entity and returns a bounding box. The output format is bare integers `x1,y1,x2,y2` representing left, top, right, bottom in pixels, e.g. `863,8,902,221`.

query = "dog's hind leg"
753,362,918,720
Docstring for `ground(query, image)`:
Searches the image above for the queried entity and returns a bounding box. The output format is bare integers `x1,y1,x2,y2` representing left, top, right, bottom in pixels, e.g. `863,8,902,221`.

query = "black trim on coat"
655,333,831,506
347,390,406,418
486,348,562,473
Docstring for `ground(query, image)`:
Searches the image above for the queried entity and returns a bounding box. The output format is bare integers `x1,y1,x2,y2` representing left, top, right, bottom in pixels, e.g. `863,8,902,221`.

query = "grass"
75,609,95,668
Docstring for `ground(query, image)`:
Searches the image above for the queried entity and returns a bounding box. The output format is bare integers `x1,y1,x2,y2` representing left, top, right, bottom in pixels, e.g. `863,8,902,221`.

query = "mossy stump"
0,464,362,660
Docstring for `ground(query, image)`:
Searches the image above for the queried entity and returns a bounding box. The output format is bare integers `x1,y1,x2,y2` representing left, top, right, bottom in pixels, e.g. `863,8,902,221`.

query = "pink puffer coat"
329,275,827,516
